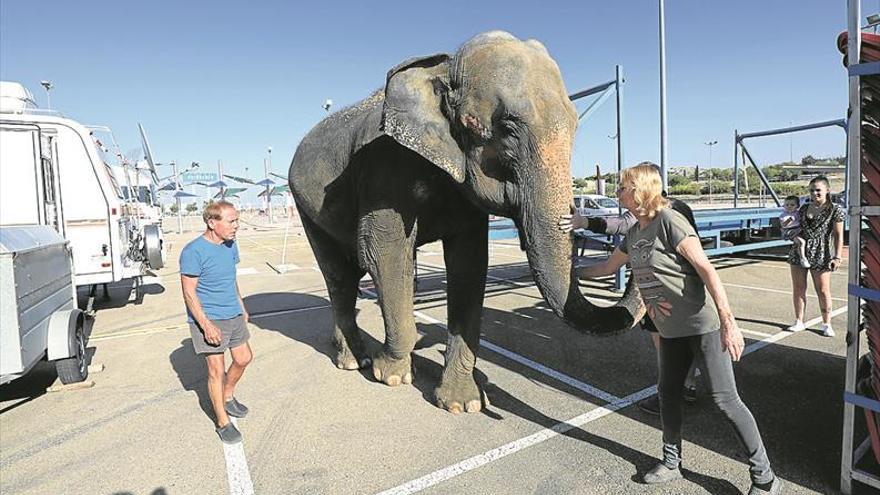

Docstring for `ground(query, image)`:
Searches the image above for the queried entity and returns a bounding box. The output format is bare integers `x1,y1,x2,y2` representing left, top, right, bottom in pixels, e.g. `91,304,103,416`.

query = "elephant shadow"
242,292,384,377
243,290,738,494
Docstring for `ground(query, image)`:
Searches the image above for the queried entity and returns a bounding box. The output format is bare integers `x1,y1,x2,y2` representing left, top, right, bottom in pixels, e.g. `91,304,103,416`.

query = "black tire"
55,320,88,384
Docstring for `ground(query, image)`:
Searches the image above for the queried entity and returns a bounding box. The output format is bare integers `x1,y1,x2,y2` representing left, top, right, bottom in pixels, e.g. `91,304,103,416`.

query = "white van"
0,81,164,293
573,194,620,217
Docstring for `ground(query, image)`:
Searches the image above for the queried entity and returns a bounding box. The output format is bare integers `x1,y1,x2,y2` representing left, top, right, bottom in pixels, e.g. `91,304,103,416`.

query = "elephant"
288,31,642,414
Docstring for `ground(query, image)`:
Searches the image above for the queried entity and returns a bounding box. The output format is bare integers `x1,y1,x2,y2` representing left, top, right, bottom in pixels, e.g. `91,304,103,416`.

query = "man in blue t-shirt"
180,201,251,444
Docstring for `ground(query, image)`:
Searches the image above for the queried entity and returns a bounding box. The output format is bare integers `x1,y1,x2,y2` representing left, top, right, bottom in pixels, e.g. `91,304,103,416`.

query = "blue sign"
180,172,218,184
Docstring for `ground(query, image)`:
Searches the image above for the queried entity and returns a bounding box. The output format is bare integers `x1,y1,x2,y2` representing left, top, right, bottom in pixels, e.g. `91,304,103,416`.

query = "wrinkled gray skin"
289,31,643,413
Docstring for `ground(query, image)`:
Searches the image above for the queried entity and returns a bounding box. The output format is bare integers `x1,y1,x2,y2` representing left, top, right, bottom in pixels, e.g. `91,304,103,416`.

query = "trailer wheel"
55,318,88,384
144,224,164,270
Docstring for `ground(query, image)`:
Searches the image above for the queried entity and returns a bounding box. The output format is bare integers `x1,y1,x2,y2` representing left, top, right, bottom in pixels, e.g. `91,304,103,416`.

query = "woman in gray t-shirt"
578,164,780,495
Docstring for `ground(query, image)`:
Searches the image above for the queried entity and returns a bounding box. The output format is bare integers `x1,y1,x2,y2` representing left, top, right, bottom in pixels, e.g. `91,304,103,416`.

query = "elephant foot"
333,335,371,371
434,373,482,414
371,353,413,387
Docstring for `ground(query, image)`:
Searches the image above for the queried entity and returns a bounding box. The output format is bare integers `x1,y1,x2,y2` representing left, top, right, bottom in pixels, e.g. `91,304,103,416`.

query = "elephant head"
380,31,642,334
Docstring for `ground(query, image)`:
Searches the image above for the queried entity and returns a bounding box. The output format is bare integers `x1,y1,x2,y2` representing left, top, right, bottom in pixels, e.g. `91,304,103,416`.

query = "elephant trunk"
517,149,643,335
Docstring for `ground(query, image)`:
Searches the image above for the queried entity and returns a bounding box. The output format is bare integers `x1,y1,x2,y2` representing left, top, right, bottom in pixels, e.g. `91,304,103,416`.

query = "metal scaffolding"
841,1,880,493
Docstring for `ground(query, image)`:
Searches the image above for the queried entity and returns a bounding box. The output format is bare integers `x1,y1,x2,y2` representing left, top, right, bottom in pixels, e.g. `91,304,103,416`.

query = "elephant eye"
499,117,519,136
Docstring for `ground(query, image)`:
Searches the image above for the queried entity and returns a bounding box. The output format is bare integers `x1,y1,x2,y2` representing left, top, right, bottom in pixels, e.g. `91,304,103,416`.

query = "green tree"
186,202,199,213
572,177,591,189
669,174,692,187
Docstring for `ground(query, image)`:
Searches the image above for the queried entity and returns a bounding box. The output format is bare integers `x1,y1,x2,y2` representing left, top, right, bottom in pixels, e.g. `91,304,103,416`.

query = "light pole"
705,140,718,203
659,0,668,191
40,80,53,110
265,147,273,223
168,161,199,234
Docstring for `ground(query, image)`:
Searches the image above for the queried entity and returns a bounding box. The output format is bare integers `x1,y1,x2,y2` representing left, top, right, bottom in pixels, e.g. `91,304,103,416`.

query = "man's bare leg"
206,353,230,427
225,342,253,401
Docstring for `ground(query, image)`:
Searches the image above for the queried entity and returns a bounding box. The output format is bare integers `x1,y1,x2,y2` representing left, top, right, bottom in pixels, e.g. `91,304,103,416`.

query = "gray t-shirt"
619,208,719,338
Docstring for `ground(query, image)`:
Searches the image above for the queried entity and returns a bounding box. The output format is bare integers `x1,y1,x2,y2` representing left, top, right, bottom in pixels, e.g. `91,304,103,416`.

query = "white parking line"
724,282,847,302
413,311,620,404
751,260,850,277
359,283,619,403
89,305,331,342
241,236,281,254
739,328,773,338
237,267,258,276
374,306,847,495
223,418,255,495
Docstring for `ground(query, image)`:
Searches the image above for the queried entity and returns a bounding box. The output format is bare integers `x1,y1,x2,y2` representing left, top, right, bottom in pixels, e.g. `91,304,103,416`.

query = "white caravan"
0,81,164,296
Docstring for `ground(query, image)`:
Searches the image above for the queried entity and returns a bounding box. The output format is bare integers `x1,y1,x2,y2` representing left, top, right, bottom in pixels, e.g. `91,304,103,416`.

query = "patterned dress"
788,202,845,271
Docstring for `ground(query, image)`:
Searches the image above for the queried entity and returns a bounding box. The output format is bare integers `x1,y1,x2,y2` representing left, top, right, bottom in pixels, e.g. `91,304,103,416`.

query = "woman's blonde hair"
621,163,667,219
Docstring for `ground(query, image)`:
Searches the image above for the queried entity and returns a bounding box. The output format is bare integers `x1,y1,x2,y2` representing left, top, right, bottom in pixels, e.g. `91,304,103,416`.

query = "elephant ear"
381,54,466,183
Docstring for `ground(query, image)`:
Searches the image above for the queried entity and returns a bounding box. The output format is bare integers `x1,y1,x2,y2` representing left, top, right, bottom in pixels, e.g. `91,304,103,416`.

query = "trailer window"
0,127,41,225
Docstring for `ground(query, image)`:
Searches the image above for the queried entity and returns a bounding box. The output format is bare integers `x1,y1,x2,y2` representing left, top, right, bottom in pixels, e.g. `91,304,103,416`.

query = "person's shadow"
169,338,214,424
408,320,740,495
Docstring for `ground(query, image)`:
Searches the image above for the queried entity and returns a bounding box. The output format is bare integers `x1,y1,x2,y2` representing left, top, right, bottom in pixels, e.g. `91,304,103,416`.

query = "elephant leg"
359,210,418,387
300,215,370,370
435,226,488,414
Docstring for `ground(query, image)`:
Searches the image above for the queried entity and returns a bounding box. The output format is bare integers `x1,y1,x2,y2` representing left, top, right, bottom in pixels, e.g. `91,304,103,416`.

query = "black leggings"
659,331,773,484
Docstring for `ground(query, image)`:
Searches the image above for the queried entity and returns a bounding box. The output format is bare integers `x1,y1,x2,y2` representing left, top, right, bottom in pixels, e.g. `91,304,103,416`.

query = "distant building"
781,162,846,178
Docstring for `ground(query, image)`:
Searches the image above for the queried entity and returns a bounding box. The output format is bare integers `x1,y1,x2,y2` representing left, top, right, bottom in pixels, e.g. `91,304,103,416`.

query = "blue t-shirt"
179,236,242,322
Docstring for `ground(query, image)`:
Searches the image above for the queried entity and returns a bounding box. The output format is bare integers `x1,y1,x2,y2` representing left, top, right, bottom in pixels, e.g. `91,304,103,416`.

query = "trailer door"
0,125,43,226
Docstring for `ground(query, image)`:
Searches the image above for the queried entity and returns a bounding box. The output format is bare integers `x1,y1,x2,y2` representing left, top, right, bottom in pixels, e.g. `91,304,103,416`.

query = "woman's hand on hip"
720,314,744,361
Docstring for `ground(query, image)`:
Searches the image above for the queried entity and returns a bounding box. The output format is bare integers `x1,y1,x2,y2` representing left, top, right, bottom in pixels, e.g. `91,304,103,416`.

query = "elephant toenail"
465,400,481,413
403,373,412,384
373,368,382,381
387,375,401,387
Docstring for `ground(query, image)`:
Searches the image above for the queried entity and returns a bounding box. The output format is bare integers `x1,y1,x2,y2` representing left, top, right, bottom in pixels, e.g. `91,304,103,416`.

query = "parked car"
573,194,620,217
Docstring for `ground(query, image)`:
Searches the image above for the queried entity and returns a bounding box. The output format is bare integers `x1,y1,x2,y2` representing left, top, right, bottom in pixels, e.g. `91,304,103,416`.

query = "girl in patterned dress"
785,176,845,337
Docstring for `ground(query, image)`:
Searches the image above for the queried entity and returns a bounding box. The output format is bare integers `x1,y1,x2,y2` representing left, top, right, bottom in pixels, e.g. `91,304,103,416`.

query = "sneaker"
820,324,836,338
216,422,242,444
224,397,249,418
642,462,684,484
786,321,805,332
748,477,782,495
683,386,698,404
799,257,811,269
638,395,661,416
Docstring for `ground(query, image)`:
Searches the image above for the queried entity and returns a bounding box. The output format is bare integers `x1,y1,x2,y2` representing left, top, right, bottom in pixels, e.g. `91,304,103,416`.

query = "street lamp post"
266,147,273,223
659,0,669,191
40,80,53,110
164,161,199,234
174,161,183,233
705,140,718,204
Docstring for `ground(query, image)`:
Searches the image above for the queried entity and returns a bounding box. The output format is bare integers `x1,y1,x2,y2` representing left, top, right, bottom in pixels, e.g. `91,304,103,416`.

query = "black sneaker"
216,422,242,444
224,397,249,418
683,386,698,404
638,395,661,416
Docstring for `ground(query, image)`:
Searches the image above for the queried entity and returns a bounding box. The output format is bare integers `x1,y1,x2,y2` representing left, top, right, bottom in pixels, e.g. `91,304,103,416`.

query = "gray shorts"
189,315,250,355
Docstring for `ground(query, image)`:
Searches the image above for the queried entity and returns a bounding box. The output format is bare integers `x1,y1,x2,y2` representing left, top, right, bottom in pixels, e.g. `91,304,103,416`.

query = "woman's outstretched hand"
558,210,586,233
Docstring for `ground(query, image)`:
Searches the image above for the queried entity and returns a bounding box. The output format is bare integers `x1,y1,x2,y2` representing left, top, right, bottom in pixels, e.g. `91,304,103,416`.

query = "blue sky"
0,0,858,204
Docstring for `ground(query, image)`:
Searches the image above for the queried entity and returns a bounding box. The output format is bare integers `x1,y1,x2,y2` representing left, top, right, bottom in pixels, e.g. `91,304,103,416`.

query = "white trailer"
0,226,88,385
0,81,164,303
